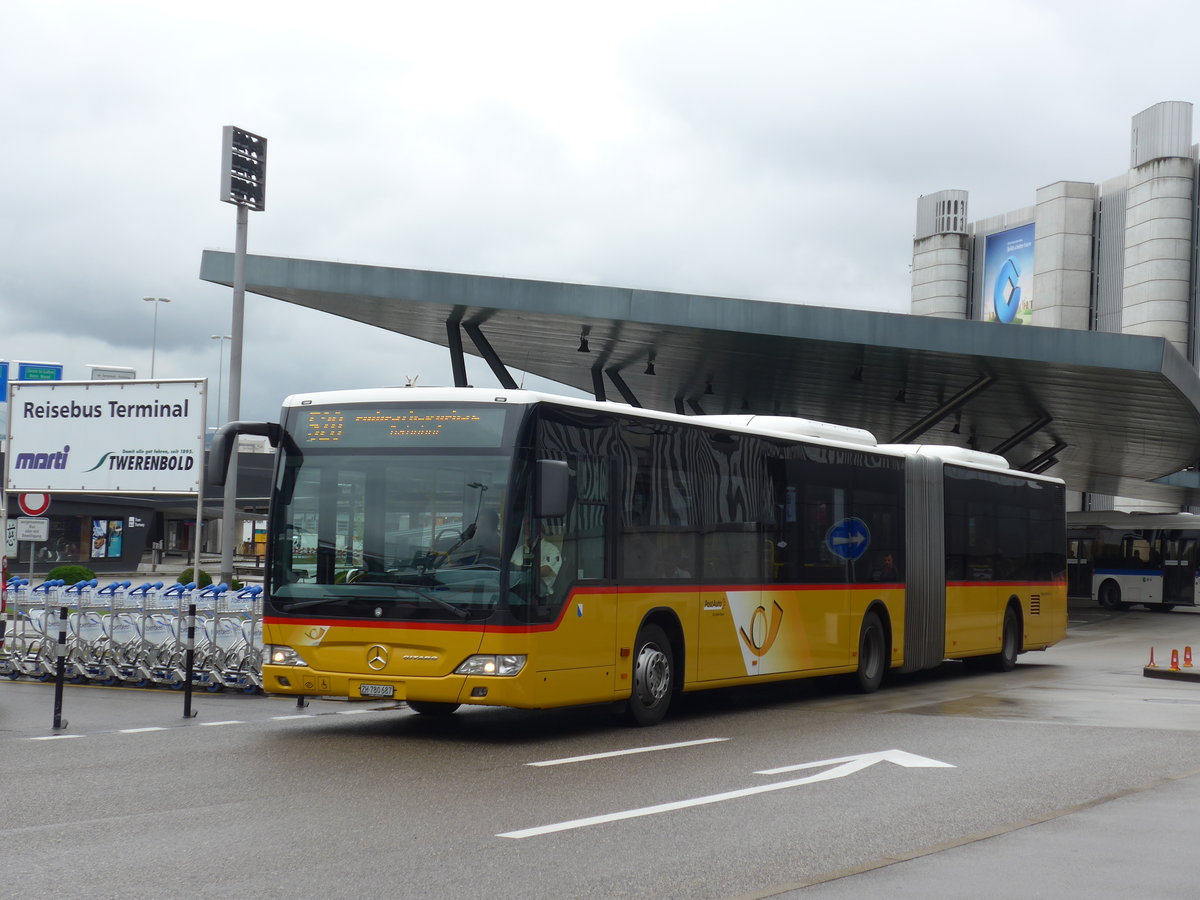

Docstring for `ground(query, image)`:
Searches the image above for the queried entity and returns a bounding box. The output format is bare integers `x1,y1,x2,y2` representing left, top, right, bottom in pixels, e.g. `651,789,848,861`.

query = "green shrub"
176,568,242,590
47,564,95,584
177,567,213,588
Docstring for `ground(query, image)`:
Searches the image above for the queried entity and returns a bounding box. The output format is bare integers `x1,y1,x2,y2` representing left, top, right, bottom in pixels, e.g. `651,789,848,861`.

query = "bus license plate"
359,683,394,698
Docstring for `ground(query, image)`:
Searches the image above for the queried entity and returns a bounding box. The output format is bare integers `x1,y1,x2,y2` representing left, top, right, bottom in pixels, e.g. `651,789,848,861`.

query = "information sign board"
15,361,64,381
6,379,206,493
16,518,49,542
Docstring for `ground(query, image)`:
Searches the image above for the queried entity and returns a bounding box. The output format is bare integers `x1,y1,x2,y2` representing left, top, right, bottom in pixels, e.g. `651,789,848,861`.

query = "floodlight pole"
218,126,266,587
219,206,247,586
210,335,231,427
144,297,171,378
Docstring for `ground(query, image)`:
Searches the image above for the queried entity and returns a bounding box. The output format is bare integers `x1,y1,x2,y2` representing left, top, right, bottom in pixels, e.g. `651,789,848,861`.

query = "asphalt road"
2,601,1199,899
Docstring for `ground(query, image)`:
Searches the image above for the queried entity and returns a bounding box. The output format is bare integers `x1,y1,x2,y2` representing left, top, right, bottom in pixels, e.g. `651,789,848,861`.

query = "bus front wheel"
854,611,886,693
628,623,674,726
1098,581,1126,610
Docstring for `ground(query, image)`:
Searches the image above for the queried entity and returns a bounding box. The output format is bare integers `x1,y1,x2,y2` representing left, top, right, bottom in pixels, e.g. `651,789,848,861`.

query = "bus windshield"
269,449,512,622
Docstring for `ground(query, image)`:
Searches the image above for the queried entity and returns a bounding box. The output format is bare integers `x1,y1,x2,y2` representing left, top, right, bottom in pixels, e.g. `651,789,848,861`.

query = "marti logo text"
13,445,69,471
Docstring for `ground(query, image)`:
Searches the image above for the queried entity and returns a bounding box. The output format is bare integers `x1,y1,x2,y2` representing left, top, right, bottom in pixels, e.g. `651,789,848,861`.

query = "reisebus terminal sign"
6,380,206,493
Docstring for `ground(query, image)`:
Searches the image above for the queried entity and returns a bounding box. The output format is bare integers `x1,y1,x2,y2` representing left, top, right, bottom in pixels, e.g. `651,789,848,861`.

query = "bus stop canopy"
200,250,1200,506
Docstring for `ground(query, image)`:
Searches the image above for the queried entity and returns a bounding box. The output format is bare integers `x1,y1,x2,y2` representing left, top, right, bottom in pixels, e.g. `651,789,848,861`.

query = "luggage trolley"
0,578,30,677
7,579,66,680
217,584,263,693
142,581,194,688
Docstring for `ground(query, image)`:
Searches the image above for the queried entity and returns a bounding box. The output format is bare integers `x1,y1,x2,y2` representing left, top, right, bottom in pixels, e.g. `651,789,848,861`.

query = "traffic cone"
1148,647,1157,668
1170,649,1180,672
1185,647,1194,668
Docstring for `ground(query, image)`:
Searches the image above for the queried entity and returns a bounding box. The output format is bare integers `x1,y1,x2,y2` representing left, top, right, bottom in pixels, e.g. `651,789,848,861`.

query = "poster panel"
981,223,1035,324
6,380,205,493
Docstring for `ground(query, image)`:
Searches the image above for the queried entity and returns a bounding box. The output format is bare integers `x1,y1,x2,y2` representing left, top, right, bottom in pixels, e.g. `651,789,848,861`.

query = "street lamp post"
210,335,231,426
143,297,171,378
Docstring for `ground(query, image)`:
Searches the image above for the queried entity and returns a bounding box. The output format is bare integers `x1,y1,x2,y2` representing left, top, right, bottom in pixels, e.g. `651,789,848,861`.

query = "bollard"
52,606,68,730
1185,646,1194,668
1148,647,1157,668
1170,649,1180,672
182,602,198,719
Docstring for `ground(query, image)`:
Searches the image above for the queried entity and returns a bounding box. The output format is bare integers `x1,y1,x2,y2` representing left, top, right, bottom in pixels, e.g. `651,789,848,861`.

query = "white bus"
1067,511,1200,610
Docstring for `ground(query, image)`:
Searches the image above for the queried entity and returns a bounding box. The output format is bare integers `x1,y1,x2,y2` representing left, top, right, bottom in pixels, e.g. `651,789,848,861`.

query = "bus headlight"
265,645,308,666
455,654,526,677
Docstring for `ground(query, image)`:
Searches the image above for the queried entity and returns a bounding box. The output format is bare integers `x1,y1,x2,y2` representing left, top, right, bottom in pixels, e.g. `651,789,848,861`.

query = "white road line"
119,727,168,733
272,714,315,720
528,738,730,767
199,719,244,727
498,750,953,839
500,776,821,839
337,708,370,715
31,734,85,741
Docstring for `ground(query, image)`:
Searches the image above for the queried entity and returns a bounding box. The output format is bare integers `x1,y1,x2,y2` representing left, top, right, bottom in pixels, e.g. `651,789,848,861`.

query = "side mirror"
209,421,282,487
534,459,569,519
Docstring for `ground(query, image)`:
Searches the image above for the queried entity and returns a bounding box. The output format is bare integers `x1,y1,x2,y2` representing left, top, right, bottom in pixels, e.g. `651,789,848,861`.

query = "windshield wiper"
364,582,470,619
276,597,359,612
279,584,470,620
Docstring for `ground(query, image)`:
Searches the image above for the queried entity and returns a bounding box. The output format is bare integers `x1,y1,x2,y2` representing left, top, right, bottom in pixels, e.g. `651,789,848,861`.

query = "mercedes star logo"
366,644,389,671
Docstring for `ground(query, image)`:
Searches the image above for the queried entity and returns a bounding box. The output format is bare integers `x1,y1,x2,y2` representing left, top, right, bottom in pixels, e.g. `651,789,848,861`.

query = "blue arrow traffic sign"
825,517,870,562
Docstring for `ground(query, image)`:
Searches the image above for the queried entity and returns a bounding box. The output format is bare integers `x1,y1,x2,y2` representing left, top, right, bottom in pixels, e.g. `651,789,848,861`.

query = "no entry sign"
17,493,50,516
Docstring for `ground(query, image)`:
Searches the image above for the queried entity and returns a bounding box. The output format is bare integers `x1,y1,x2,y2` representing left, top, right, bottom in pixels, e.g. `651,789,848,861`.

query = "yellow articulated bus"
211,387,1067,726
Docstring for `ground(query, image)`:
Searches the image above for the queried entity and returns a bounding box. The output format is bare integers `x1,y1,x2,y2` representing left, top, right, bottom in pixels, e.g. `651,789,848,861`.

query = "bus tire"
1098,580,1126,610
854,611,887,693
994,604,1021,671
628,623,674,726
407,700,460,716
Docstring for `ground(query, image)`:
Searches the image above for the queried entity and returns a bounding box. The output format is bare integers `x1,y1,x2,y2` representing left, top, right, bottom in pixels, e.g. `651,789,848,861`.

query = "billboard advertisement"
981,223,1035,324
5,379,206,493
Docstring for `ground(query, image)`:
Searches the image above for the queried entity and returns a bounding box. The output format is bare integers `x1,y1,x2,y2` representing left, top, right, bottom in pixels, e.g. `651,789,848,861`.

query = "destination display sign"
296,405,510,448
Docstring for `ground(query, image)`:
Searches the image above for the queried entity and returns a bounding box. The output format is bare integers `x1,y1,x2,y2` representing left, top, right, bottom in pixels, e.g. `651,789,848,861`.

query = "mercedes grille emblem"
366,644,389,671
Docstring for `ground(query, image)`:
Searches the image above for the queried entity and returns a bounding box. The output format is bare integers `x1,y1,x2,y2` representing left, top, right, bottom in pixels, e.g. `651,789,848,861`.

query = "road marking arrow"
497,749,954,839
757,748,955,777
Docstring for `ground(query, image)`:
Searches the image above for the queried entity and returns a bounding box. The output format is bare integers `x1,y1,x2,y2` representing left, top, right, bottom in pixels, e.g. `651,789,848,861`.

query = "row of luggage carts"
1,577,264,693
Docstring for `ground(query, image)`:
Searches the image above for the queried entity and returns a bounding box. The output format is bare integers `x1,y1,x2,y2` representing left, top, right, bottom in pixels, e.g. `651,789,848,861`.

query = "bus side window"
567,459,608,581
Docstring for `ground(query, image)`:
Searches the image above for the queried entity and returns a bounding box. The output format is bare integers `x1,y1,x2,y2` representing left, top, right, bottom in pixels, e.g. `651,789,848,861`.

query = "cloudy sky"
3,0,1199,423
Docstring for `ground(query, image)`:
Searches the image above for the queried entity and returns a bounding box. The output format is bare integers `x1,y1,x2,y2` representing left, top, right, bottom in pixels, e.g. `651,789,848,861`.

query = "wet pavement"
766,601,1200,897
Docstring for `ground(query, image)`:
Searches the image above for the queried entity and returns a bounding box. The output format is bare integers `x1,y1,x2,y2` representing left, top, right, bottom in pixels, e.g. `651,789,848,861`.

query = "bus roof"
1068,510,1200,529
281,386,1064,483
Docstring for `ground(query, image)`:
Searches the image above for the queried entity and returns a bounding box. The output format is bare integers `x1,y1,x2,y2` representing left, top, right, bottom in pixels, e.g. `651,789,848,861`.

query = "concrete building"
911,100,1200,509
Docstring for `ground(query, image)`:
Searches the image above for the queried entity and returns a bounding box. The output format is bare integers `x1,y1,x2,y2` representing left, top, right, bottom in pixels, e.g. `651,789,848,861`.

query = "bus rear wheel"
1098,581,1126,610
995,605,1020,671
407,700,460,716
628,623,674,726
854,611,886,693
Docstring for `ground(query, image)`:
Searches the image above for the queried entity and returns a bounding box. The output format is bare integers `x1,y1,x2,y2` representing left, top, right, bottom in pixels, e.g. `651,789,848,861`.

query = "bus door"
1161,532,1197,606
1112,532,1160,605
697,523,763,681
1067,535,1093,598
526,458,616,676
